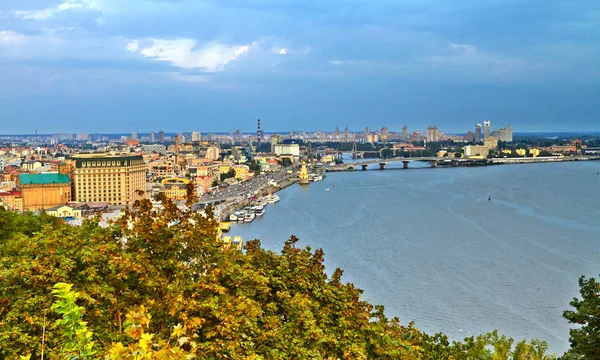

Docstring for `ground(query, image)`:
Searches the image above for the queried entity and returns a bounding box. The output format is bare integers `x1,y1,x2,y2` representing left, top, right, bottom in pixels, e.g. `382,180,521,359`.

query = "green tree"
0,198,565,359
563,275,600,359
51,283,97,359
381,148,394,159
281,157,292,167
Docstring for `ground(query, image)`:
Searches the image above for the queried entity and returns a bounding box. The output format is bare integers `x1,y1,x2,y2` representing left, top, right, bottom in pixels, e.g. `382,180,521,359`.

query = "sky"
0,0,598,134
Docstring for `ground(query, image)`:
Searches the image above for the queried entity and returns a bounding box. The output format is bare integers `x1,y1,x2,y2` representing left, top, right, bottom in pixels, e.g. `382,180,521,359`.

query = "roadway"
197,166,299,205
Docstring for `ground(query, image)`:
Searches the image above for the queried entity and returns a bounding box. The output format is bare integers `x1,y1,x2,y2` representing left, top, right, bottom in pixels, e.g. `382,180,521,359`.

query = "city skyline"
1,0,599,133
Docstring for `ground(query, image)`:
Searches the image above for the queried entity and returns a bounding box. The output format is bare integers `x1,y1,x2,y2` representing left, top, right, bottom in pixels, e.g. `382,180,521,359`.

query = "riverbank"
216,176,299,222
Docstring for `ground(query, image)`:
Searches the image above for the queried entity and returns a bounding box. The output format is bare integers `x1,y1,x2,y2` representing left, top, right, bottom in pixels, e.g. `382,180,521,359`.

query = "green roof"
19,173,70,185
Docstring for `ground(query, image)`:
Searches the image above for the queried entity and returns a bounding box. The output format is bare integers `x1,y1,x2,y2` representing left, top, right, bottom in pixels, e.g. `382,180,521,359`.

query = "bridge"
327,157,483,171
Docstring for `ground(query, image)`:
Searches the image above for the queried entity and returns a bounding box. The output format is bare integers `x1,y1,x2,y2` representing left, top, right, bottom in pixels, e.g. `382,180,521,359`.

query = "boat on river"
244,212,256,222
219,222,231,232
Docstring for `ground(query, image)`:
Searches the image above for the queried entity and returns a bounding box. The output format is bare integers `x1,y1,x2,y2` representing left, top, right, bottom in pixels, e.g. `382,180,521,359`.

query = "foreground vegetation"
0,190,598,359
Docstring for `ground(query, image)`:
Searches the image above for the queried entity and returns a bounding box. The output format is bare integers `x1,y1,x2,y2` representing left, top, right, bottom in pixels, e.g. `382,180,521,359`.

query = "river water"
230,160,600,354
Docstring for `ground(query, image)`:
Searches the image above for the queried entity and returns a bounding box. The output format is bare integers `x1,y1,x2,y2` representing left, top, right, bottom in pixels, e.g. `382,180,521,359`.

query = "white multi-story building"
191,131,202,142
483,120,491,140
273,144,300,157
464,145,490,158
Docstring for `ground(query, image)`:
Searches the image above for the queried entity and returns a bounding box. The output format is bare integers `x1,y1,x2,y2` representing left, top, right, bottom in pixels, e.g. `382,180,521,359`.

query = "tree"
563,275,600,359
381,148,394,159
281,157,292,167
0,199,564,359
220,168,237,182
211,179,219,187
51,283,97,359
249,159,262,175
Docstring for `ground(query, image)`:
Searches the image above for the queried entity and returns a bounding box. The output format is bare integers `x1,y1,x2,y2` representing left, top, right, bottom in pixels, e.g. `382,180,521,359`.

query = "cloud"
125,40,139,52
330,59,368,66
127,38,256,72
234,45,249,57
278,48,288,55
428,42,522,68
0,31,28,45
58,2,83,11
14,9,54,20
13,0,98,21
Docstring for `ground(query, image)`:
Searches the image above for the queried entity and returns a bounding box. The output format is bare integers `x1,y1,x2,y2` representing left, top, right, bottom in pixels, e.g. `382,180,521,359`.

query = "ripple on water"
231,161,600,354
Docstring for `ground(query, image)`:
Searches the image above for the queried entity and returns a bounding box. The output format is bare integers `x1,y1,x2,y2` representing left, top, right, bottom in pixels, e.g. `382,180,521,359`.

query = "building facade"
483,120,491,140
464,145,490,158
484,136,499,150
273,144,300,158
496,126,513,142
73,154,146,205
17,173,71,211
475,124,482,143
427,126,440,142
161,178,190,201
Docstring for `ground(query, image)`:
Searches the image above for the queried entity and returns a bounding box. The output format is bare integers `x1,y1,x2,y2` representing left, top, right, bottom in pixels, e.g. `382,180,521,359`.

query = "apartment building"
72,154,146,205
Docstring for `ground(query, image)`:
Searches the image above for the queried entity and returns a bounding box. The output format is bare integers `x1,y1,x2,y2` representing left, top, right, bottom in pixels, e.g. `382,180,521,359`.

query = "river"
230,159,600,354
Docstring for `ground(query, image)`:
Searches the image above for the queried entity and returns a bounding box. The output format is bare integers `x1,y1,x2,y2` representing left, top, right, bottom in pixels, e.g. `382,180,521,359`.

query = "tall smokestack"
257,119,261,146
175,134,179,171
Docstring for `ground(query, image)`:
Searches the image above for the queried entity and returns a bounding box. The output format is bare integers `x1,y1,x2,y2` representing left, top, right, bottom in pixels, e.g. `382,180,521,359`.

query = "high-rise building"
76,133,89,141
191,131,201,142
271,134,281,153
334,127,340,136
72,154,146,205
158,130,165,143
466,131,474,142
364,126,370,140
475,124,482,143
150,131,156,143
496,126,513,142
131,130,138,140
427,126,439,142
343,127,349,139
401,125,409,140
380,127,389,144
483,120,491,140
235,129,242,140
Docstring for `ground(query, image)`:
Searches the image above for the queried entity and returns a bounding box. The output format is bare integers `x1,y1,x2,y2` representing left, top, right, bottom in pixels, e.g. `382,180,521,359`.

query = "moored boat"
232,236,243,250
219,222,231,232
267,194,280,204
244,212,256,222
